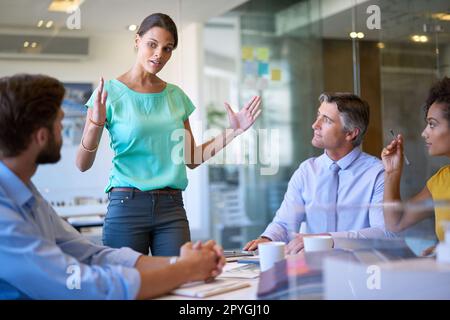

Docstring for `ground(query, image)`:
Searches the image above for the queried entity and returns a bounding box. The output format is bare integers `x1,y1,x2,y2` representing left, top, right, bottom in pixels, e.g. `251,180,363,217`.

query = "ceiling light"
432,13,450,21
45,20,54,28
128,24,138,32
37,20,44,28
349,32,357,39
411,35,421,42
411,35,428,43
23,41,30,48
357,32,365,39
419,35,428,42
48,0,85,13
31,42,38,48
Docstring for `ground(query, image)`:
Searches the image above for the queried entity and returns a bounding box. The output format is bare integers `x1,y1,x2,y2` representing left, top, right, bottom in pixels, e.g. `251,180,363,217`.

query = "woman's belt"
109,187,180,194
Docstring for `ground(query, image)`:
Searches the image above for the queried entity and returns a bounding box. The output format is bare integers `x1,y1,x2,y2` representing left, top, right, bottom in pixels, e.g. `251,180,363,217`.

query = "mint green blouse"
85,79,195,192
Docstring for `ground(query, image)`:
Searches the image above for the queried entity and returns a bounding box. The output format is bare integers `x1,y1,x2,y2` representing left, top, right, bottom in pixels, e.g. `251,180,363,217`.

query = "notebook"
172,279,251,298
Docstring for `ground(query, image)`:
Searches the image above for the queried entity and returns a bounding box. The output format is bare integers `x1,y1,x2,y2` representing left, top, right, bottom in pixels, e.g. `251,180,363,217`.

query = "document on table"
172,279,251,298
219,262,260,279
224,250,258,262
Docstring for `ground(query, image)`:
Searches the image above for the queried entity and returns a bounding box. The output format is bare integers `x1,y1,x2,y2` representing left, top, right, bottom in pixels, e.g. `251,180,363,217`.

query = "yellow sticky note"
256,47,269,62
242,47,253,60
271,68,281,81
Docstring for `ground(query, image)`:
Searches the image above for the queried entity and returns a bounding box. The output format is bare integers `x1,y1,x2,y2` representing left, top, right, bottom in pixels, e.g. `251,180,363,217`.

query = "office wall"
322,39,383,157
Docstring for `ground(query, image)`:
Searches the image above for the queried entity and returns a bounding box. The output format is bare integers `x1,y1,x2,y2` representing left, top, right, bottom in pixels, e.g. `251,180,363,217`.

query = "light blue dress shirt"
0,161,142,299
262,147,393,243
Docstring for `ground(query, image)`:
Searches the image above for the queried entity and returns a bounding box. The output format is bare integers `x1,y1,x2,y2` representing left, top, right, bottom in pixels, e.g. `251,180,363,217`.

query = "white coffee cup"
303,235,333,252
258,241,286,272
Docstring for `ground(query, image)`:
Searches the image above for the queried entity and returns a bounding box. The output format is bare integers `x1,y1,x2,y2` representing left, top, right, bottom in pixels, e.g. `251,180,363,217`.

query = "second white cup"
258,241,286,272
303,235,333,252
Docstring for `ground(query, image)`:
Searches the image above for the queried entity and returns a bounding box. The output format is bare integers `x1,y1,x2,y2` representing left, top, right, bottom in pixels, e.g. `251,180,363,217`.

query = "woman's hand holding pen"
224,96,262,135
381,134,404,174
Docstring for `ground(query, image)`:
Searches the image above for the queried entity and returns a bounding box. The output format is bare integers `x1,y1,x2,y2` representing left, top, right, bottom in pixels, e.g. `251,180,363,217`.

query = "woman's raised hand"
224,96,262,134
92,77,108,125
381,134,404,174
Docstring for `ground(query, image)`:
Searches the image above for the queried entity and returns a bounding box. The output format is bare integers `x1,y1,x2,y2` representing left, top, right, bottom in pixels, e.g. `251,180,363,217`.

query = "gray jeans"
103,189,190,256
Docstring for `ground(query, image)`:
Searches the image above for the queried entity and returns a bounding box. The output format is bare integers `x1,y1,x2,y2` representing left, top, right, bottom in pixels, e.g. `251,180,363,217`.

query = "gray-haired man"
245,93,393,254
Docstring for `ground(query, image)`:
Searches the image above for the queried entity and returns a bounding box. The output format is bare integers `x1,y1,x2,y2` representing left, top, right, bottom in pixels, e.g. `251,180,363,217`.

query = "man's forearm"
134,255,171,271
136,261,192,299
331,226,393,242
261,223,289,242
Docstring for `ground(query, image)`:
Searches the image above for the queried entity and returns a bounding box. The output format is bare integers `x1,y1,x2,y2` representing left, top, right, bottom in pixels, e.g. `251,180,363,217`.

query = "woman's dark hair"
0,74,65,157
424,76,450,125
137,13,178,48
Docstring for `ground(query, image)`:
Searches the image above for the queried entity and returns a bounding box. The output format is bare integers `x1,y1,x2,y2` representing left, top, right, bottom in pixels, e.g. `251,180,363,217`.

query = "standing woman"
381,77,450,254
76,13,262,256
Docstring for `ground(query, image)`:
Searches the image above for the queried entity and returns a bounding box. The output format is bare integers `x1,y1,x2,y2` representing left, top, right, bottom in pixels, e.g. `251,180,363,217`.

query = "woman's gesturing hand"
91,77,108,125
224,96,262,134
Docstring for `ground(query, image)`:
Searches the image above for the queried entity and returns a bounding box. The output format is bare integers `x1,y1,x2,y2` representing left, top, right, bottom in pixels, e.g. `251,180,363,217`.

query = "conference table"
157,262,260,300
157,238,450,300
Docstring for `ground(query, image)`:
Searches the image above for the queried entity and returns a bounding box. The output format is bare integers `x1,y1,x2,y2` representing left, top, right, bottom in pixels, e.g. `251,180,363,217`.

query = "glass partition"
204,0,450,249
256,201,450,300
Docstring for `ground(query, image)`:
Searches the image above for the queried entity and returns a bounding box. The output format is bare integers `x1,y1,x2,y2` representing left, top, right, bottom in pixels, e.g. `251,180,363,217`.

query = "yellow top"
426,165,450,241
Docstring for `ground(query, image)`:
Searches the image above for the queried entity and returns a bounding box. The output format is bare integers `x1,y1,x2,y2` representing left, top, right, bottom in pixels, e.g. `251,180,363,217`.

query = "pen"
389,129,411,166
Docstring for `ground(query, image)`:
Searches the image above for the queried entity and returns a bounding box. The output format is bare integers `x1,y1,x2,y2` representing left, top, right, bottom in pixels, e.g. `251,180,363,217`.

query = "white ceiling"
0,0,249,35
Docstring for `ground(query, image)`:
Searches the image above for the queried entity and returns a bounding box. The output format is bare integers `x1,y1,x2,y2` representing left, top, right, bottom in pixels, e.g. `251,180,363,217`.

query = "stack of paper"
172,279,250,298
219,263,260,279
